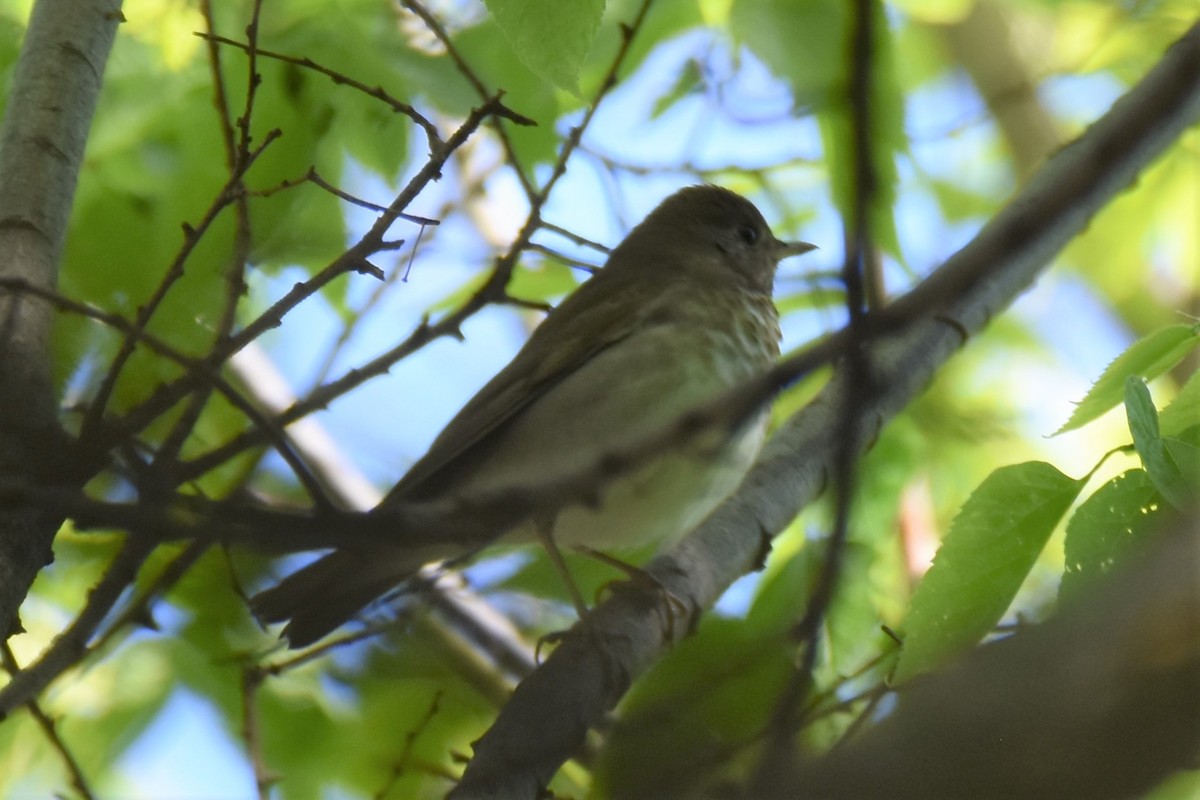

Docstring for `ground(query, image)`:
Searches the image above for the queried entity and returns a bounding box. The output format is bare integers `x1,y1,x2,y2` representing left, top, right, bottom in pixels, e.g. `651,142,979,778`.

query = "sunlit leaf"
1056,324,1200,434
482,0,604,93
1159,368,1200,437
1126,377,1194,510
1059,468,1163,604
893,462,1083,683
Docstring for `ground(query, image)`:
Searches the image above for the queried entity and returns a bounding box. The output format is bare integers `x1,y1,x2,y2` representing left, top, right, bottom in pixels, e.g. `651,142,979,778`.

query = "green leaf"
732,0,908,255
333,92,410,179
1056,323,1200,434
452,20,563,166
1126,377,1195,510
595,618,792,798
482,0,605,93
746,537,817,639
889,0,972,23
1159,368,1200,437
1059,469,1163,604
506,260,583,305
893,462,1083,683
732,0,847,102
733,0,906,257
1126,375,1162,455
927,177,996,222
1163,429,1200,501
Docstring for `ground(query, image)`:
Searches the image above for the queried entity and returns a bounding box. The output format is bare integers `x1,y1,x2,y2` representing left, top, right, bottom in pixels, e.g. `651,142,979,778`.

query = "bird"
251,185,816,647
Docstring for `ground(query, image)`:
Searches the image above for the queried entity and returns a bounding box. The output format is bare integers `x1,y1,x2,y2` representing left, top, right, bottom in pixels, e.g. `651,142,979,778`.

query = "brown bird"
252,185,815,647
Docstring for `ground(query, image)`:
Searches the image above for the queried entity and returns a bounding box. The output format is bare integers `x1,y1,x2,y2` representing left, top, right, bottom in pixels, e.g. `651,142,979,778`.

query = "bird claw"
573,545,694,641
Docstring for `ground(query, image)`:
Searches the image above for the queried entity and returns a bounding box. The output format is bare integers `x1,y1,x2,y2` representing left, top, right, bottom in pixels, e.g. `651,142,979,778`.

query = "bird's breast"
467,285,780,551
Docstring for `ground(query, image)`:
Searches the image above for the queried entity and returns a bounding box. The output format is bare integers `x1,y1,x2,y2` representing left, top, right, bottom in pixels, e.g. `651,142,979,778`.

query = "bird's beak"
774,239,818,261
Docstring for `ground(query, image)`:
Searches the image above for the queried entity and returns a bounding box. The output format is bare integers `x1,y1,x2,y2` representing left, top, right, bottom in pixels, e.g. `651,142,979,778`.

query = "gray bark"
0,0,124,638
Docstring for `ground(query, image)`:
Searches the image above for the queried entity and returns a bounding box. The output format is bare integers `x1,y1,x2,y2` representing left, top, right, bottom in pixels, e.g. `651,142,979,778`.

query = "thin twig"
236,0,266,160
199,0,237,166
306,168,438,225
170,3,636,484
371,692,445,800
755,0,880,787
0,278,332,507
0,536,153,717
241,666,278,799
171,94,540,480
197,31,444,152
89,540,210,653
0,643,96,800
244,167,441,226
157,0,266,468
539,221,611,255
400,0,535,199
525,242,601,273
78,128,282,452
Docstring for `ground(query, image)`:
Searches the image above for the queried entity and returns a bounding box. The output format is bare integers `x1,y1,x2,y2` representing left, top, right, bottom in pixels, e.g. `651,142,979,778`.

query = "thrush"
252,185,815,646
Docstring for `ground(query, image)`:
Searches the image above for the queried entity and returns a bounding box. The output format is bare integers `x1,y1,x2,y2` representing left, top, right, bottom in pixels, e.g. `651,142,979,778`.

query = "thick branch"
0,0,124,637
788,515,1200,799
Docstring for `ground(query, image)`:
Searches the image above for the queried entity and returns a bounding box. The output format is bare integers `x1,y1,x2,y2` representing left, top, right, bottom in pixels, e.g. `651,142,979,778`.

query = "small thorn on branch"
355,259,385,280
488,93,537,126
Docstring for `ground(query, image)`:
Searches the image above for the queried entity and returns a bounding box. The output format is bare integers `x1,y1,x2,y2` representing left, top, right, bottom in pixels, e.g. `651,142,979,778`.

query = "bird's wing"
382,273,660,503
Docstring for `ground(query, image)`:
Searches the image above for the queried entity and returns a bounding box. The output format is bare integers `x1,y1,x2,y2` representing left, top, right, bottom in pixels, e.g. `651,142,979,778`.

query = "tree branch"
448,20,1200,799
786,514,1200,799
0,0,124,640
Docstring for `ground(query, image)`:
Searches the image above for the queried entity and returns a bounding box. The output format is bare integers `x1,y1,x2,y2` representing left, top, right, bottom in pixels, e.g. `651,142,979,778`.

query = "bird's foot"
573,545,695,641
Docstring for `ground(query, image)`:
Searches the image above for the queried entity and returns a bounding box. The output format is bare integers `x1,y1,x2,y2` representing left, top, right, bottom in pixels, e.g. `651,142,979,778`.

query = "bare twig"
757,0,882,780
0,277,331,506
400,0,535,199
102,93,523,467
156,0,265,469
539,221,611,255
372,692,446,799
0,536,153,717
244,168,441,228
525,243,601,273
89,540,210,653
172,0,643,485
303,168,440,225
1,643,96,800
174,95,530,481
199,0,238,166
196,31,444,152
241,666,279,799
78,128,282,452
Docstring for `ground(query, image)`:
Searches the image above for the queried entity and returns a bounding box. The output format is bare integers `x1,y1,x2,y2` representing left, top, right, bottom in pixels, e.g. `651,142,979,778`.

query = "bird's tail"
250,548,437,648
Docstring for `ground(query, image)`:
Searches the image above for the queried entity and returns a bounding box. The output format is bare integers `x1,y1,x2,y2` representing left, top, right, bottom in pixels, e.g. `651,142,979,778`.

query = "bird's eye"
736,225,759,245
